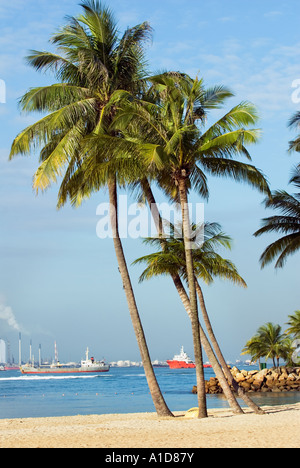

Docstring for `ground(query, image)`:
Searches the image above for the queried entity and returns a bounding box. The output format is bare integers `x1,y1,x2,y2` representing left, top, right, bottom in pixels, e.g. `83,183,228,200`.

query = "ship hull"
166,361,212,369
166,360,195,369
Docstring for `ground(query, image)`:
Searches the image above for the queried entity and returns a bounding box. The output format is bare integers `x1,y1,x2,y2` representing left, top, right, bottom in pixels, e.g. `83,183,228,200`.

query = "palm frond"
25,51,80,83
201,102,259,138
288,111,300,129
263,191,300,217
258,233,300,268
132,251,184,282
19,84,92,113
254,215,300,236
78,0,118,51
199,128,261,157
10,97,97,158
200,157,270,195
33,123,85,192
289,165,300,188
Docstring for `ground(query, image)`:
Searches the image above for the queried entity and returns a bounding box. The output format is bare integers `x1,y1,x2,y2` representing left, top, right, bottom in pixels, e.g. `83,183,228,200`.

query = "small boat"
20,348,110,375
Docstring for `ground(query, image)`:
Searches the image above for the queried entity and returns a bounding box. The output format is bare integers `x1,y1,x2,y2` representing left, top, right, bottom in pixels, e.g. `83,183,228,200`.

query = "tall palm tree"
9,1,173,417
254,166,300,268
112,73,270,417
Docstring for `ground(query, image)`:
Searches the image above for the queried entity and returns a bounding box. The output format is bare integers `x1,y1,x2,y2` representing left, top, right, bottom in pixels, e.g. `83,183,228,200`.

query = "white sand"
0,403,299,448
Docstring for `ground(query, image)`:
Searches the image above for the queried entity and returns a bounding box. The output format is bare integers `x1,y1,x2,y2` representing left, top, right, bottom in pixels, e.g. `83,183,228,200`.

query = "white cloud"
264,10,283,19
189,39,300,119
218,16,235,22
0,0,27,19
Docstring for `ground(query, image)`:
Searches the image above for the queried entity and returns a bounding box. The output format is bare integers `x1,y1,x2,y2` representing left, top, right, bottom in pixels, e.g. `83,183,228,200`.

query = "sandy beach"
0,402,299,448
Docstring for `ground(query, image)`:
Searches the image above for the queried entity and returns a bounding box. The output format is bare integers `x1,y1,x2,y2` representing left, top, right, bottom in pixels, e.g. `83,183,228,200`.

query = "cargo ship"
167,346,212,369
20,348,110,375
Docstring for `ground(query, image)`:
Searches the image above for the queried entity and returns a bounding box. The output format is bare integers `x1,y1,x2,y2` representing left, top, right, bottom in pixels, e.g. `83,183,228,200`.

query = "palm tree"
133,222,268,414
243,323,288,368
9,1,173,417
254,166,300,268
285,310,300,339
257,323,287,368
113,73,269,417
241,336,265,369
274,337,295,367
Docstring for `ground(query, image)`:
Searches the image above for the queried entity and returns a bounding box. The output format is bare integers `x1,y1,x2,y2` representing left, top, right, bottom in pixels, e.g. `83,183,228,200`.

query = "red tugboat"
167,346,195,369
167,346,212,369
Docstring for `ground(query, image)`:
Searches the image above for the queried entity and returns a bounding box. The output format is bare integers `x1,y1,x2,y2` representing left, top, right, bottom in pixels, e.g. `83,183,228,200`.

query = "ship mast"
18,333,21,366
54,341,58,364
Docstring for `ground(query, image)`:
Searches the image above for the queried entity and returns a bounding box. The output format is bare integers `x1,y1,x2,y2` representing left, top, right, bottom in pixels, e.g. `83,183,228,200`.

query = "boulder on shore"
192,366,300,394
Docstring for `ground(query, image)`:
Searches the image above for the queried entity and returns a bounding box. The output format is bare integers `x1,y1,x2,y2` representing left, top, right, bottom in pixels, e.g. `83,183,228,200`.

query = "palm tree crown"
10,0,152,198
133,222,246,288
113,73,270,201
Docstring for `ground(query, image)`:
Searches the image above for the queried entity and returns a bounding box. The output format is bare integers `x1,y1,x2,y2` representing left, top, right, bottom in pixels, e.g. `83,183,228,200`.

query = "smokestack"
19,333,21,366
39,344,41,367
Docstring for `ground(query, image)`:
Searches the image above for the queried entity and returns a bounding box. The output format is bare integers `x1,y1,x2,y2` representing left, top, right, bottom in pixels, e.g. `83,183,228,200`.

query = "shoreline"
0,402,299,448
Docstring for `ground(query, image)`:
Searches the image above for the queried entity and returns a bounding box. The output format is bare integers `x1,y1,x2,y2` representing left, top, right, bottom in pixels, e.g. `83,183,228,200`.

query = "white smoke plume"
0,303,22,331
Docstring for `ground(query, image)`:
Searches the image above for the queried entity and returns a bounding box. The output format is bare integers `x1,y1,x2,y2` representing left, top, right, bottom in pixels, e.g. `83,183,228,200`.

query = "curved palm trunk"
108,178,173,417
195,279,265,415
141,178,243,414
177,176,207,418
172,275,244,414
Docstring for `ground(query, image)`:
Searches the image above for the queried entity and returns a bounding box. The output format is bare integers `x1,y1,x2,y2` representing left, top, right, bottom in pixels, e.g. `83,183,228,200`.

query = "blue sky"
0,0,299,363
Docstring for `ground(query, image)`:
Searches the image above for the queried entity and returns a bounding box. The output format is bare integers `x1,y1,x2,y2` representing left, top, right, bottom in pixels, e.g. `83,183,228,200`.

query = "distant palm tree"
276,337,295,367
254,166,300,268
285,310,300,339
241,336,265,369
9,0,172,417
242,322,289,368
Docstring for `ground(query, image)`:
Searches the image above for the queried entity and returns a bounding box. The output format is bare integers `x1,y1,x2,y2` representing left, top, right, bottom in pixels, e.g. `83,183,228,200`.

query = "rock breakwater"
192,366,300,394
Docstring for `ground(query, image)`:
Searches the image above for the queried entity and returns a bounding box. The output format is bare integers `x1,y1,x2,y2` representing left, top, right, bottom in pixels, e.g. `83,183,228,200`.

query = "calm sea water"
0,366,299,419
